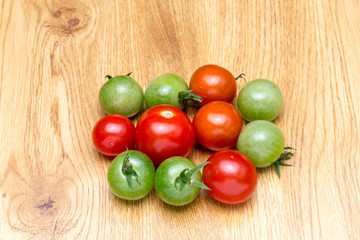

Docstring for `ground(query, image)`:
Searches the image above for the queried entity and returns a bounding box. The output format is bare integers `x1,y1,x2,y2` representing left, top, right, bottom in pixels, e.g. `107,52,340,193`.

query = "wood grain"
1,0,359,239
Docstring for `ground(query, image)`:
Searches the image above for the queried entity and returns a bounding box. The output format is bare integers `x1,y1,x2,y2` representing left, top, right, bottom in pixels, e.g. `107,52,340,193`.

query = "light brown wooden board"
1,0,359,239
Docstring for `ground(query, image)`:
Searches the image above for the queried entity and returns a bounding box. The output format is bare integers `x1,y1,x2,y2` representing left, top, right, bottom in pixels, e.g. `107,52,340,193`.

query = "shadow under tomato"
200,188,257,211
109,188,155,208
156,196,197,212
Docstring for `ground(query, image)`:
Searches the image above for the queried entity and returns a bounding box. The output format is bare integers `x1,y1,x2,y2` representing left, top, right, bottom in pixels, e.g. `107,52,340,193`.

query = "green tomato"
236,120,284,168
107,150,155,200
154,157,203,206
99,75,144,117
237,79,283,121
144,74,188,109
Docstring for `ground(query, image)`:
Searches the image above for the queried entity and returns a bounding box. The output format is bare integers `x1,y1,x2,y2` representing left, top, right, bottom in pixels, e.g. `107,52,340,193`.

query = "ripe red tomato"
193,101,242,151
135,105,195,165
202,150,257,204
92,114,135,156
189,64,237,105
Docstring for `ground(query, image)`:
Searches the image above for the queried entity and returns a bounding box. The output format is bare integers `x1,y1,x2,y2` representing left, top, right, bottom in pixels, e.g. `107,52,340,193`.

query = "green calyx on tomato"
178,90,203,107
174,161,211,191
235,73,247,83
273,146,296,178
121,150,141,189
105,72,132,80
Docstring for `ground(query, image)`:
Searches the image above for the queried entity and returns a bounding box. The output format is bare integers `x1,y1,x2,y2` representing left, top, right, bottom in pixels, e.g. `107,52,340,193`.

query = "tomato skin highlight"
92,114,135,156
193,101,242,151
189,64,236,105
202,150,257,204
135,105,195,165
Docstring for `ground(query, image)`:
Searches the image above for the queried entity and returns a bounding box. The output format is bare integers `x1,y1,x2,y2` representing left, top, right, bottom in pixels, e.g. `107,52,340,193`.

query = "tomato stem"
174,161,211,191
235,73,247,83
126,72,132,76
105,75,112,80
121,150,141,189
178,90,203,107
273,146,296,178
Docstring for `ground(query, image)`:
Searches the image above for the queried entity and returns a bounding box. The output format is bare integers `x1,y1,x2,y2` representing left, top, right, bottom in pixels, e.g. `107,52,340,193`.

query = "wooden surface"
1,0,359,239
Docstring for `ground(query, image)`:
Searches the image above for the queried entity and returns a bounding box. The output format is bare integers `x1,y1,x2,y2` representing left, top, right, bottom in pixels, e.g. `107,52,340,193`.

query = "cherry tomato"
135,105,195,165
237,120,285,167
92,114,135,156
193,101,242,151
154,157,206,206
145,74,188,109
189,64,236,105
107,150,155,200
202,150,257,204
237,79,283,121
99,74,144,118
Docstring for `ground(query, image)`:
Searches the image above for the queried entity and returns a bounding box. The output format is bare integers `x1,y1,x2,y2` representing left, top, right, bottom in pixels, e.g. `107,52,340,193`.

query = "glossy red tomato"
189,64,237,105
92,114,135,156
135,105,195,165
203,150,257,204
193,101,242,151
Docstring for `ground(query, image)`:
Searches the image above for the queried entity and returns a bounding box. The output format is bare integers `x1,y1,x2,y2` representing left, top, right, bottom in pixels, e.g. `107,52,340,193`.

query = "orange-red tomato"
189,64,237,105
193,101,242,151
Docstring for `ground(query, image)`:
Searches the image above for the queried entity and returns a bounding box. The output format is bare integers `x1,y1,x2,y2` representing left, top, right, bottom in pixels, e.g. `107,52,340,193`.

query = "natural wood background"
1,0,359,239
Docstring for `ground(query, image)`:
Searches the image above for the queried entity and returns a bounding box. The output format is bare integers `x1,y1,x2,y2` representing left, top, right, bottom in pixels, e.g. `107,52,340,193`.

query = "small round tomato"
92,114,135,156
99,74,144,118
107,150,155,200
135,105,195,165
237,79,283,121
155,157,207,206
202,150,257,204
144,74,189,109
237,120,285,167
193,101,242,151
189,64,236,105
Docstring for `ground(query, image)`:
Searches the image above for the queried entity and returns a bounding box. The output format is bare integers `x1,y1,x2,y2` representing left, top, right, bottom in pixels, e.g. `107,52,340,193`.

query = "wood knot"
48,6,90,35
36,198,55,210
68,18,80,27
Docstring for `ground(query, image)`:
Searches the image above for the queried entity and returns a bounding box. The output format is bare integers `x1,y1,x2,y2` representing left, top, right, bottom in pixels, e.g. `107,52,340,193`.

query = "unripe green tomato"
237,79,283,122
99,75,144,117
154,157,202,206
237,120,285,168
145,74,188,109
107,150,155,200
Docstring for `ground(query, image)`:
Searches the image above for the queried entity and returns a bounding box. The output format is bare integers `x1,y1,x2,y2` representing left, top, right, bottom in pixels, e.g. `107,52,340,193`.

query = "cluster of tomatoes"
92,64,295,206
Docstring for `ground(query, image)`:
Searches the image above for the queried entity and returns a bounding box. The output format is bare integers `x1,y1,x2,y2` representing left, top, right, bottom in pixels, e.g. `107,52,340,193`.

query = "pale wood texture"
1,0,359,239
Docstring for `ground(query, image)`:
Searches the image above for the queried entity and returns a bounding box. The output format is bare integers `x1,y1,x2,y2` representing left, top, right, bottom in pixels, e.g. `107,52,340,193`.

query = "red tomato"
193,101,242,151
92,114,135,156
189,64,237,105
203,150,257,204
135,105,195,165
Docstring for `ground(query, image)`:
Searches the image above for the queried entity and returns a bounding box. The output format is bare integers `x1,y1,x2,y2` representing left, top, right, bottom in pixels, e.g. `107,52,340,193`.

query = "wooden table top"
1,0,359,239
